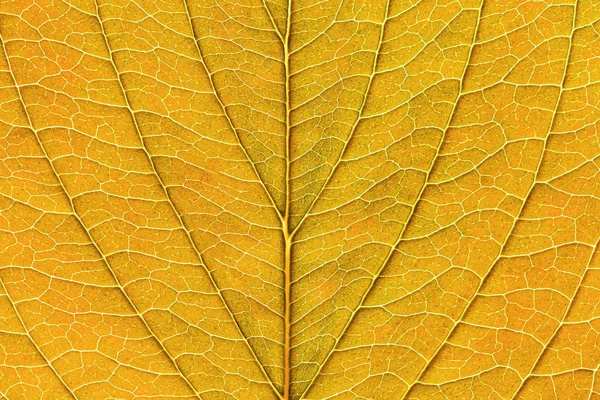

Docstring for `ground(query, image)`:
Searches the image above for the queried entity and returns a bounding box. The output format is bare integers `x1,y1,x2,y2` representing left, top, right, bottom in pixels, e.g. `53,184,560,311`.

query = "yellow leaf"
0,0,598,398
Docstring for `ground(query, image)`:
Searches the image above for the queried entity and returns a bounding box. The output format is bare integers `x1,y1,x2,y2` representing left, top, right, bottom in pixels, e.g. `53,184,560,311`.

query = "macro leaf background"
0,0,599,398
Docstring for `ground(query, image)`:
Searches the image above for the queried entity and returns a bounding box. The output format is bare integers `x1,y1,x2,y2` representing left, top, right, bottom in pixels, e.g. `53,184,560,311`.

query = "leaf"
0,0,599,398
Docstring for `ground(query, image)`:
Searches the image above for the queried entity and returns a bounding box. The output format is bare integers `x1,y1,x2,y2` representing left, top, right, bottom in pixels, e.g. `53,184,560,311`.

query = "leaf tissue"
0,0,599,398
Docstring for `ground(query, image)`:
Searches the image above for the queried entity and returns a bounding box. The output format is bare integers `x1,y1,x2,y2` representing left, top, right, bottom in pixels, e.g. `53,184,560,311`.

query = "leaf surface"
0,0,599,399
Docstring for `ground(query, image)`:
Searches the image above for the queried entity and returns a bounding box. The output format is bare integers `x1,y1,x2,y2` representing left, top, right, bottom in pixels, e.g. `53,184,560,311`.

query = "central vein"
283,2,293,399
282,25,292,400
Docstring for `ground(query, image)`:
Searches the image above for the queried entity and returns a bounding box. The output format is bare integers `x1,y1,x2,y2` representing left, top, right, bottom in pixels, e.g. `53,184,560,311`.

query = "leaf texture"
0,0,599,399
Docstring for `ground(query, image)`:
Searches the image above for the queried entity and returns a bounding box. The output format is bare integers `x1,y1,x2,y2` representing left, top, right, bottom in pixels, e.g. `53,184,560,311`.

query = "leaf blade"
0,0,279,396
0,35,199,399
3,0,600,398
301,0,577,397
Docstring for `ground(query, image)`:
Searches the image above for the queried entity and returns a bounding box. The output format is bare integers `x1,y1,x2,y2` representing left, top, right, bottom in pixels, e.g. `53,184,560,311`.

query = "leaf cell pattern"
0,0,599,398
